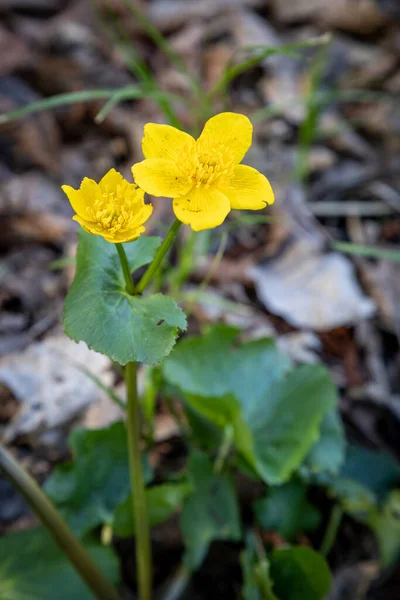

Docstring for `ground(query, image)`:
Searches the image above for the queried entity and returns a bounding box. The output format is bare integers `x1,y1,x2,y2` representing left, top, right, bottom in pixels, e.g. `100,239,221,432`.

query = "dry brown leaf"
250,238,375,330
0,333,112,445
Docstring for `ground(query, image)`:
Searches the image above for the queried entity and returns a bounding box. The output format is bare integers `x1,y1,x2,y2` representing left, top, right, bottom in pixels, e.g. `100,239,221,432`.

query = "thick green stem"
115,243,152,598
116,243,135,294
125,361,152,600
136,219,182,294
0,444,122,600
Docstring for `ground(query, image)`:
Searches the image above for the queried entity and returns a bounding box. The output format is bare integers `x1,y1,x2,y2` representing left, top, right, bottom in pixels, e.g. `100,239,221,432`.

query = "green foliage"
163,325,338,484
113,482,192,537
63,231,187,365
45,422,151,537
269,547,331,600
0,527,119,600
327,444,400,565
340,444,400,500
254,482,321,542
300,410,346,482
241,540,278,600
180,451,241,570
370,490,400,567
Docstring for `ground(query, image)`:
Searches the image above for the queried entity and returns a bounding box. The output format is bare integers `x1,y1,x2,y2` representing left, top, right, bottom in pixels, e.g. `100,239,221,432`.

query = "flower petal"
62,181,97,221
130,203,153,230
142,123,195,161
132,158,192,198
73,215,147,243
198,112,253,164
173,187,230,231
99,168,125,191
223,165,274,210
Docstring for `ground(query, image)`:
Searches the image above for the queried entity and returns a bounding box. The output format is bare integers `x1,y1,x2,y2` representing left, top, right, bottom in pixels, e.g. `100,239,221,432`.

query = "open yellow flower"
131,112,274,231
62,169,153,243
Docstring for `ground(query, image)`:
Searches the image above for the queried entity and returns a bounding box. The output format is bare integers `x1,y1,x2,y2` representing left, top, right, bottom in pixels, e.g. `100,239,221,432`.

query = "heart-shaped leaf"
64,231,187,365
163,326,338,484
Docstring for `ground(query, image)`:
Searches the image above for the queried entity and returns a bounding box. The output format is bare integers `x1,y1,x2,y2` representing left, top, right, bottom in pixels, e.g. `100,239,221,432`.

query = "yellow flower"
131,112,274,231
62,169,153,243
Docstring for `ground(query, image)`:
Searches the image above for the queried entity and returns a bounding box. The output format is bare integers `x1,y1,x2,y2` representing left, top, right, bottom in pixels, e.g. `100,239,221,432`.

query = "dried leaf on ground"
0,333,112,445
250,239,375,330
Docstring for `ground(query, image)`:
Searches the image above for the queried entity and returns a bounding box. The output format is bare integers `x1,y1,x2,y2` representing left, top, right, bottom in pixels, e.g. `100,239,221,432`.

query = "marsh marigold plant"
131,112,274,231
62,168,152,243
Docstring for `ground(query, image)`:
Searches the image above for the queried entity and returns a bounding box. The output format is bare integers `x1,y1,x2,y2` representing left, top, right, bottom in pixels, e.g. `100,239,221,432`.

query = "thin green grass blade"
295,41,331,182
333,242,400,262
210,33,331,98
0,89,137,124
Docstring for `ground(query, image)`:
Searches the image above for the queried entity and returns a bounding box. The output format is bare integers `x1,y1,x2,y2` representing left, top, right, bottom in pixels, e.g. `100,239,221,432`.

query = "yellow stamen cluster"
62,169,153,243
185,143,235,189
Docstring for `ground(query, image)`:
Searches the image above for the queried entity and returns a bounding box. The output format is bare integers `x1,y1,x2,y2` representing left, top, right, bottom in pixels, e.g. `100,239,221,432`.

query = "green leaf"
113,481,192,537
63,231,187,365
299,410,346,482
180,451,241,570
254,482,321,542
0,527,119,600
269,547,331,600
369,490,400,567
248,365,337,484
163,325,291,404
340,444,400,500
163,326,338,484
44,422,152,537
328,477,377,522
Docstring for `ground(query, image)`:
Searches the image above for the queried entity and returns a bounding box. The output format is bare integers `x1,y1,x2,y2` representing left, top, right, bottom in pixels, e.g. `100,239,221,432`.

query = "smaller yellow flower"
62,169,152,243
131,112,274,231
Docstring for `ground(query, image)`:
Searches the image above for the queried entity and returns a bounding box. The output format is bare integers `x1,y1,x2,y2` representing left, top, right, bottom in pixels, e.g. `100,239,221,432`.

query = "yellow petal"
173,187,230,232
62,181,96,221
130,203,153,229
142,123,195,161
109,226,146,243
99,168,125,191
132,158,192,198
73,215,147,243
198,112,253,164
223,165,274,210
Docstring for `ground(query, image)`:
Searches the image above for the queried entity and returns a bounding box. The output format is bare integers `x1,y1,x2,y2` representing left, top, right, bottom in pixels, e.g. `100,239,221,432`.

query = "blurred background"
1,0,400,598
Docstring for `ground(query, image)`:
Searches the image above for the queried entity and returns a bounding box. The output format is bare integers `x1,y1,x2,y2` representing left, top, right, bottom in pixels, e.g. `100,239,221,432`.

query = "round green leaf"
63,231,187,365
270,547,331,600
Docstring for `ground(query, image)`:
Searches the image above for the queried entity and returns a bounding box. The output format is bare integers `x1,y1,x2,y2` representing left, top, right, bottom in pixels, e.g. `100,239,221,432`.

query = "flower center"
92,188,131,235
183,142,235,189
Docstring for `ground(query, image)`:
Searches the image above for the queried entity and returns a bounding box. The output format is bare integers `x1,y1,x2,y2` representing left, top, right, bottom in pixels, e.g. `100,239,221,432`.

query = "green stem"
115,243,135,294
320,503,343,557
0,444,122,600
115,243,152,598
125,361,152,600
136,219,182,294
214,424,235,474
